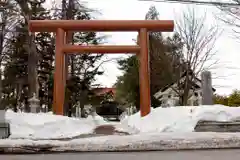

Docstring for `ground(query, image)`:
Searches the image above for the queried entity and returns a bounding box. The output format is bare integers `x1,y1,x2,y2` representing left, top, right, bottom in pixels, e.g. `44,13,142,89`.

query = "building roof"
159,71,216,93
93,87,116,96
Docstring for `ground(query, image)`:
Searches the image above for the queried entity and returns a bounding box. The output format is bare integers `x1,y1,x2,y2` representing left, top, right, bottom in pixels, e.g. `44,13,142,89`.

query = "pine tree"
3,0,105,114
228,90,240,107
0,0,17,109
115,56,140,108
30,0,54,111
36,32,55,111
2,0,53,111
115,6,184,110
55,0,105,117
2,22,29,111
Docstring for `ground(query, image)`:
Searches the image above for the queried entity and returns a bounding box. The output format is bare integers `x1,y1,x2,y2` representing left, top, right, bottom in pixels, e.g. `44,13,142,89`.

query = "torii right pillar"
138,28,151,116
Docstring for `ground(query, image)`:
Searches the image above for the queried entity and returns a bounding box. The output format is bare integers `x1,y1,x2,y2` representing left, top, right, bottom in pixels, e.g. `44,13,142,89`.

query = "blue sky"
45,0,240,95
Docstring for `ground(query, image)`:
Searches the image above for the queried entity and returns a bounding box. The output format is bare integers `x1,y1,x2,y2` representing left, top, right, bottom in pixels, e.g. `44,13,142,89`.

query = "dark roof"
92,87,116,96
160,71,216,92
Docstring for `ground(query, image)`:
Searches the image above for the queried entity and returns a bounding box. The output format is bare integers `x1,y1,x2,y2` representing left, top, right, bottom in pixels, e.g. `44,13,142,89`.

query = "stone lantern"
28,93,40,113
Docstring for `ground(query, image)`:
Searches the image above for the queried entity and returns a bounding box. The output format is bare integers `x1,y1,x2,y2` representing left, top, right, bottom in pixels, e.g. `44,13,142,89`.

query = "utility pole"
138,0,239,6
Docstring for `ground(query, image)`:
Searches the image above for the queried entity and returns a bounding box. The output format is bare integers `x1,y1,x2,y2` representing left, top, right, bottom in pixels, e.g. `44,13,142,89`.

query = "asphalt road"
1,149,240,160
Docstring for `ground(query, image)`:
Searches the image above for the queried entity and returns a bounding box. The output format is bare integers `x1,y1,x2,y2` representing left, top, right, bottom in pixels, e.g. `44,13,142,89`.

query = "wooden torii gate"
29,20,174,117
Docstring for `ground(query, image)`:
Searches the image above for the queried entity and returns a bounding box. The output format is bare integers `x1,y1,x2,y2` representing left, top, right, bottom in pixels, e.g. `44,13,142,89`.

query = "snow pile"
4,110,137,140
4,105,240,140
4,110,107,139
122,105,240,133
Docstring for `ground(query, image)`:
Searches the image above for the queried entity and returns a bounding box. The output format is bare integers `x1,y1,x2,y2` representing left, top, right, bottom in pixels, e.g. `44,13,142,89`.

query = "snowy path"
2,150,240,160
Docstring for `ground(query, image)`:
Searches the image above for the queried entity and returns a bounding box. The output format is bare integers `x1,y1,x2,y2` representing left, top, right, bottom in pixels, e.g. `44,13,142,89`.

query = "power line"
138,0,240,7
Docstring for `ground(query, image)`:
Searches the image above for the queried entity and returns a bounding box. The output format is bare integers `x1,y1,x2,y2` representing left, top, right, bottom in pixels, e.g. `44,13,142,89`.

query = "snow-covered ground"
2,132,240,152
3,104,240,140
2,105,240,152
121,105,240,133
4,110,137,140
4,110,106,139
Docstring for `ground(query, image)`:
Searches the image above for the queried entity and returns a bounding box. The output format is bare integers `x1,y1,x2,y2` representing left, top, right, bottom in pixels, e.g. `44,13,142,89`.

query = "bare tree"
216,1,240,39
173,7,220,105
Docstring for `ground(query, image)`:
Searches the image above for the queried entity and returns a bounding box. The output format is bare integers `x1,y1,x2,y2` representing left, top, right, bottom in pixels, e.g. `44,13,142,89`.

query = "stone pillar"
0,110,10,139
201,71,213,105
28,93,40,113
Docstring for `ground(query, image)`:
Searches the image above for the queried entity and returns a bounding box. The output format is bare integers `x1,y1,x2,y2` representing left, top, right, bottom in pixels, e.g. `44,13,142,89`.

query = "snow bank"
4,105,240,140
4,110,137,140
4,110,107,139
122,105,240,133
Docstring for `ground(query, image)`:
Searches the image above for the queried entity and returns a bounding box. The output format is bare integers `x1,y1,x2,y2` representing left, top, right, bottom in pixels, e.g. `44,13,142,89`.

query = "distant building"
74,87,117,117
154,71,216,107
92,87,123,120
93,87,116,101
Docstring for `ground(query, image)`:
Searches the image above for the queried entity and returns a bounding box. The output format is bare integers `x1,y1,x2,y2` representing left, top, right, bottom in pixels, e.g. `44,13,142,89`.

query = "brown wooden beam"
29,20,174,32
138,28,151,117
62,45,141,54
53,28,66,115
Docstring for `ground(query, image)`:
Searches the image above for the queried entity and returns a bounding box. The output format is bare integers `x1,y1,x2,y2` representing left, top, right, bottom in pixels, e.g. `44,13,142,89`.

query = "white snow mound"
4,110,107,139
4,110,137,140
121,105,240,133
4,105,240,140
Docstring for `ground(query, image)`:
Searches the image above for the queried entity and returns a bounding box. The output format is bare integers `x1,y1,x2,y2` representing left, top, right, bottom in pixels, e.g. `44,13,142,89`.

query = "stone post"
0,110,10,139
28,93,40,113
201,71,213,105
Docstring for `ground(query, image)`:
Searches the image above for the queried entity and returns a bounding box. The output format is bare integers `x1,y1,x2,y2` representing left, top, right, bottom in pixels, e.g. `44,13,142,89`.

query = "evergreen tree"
115,6,184,110
0,0,17,109
57,0,105,117
2,0,104,114
31,1,54,111
115,56,140,108
36,32,55,111
2,22,29,111
2,0,53,111
214,94,229,106
228,90,240,107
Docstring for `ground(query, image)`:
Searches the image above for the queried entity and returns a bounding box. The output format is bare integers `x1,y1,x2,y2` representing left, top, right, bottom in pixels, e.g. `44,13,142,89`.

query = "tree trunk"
13,90,18,112
80,102,85,118
0,27,4,108
80,91,88,118
182,72,193,106
62,0,75,116
67,102,72,117
17,82,23,110
27,34,38,112
27,14,38,112
0,70,2,108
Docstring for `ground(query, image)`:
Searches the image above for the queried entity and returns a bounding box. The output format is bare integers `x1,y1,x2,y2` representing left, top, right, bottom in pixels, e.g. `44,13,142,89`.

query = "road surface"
1,149,240,160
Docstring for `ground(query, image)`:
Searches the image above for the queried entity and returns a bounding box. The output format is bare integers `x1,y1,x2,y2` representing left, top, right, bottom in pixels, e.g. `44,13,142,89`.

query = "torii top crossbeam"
29,20,174,32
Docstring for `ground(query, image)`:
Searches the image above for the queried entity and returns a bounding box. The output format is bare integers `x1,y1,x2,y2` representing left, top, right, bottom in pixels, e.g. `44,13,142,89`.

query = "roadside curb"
1,132,240,153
